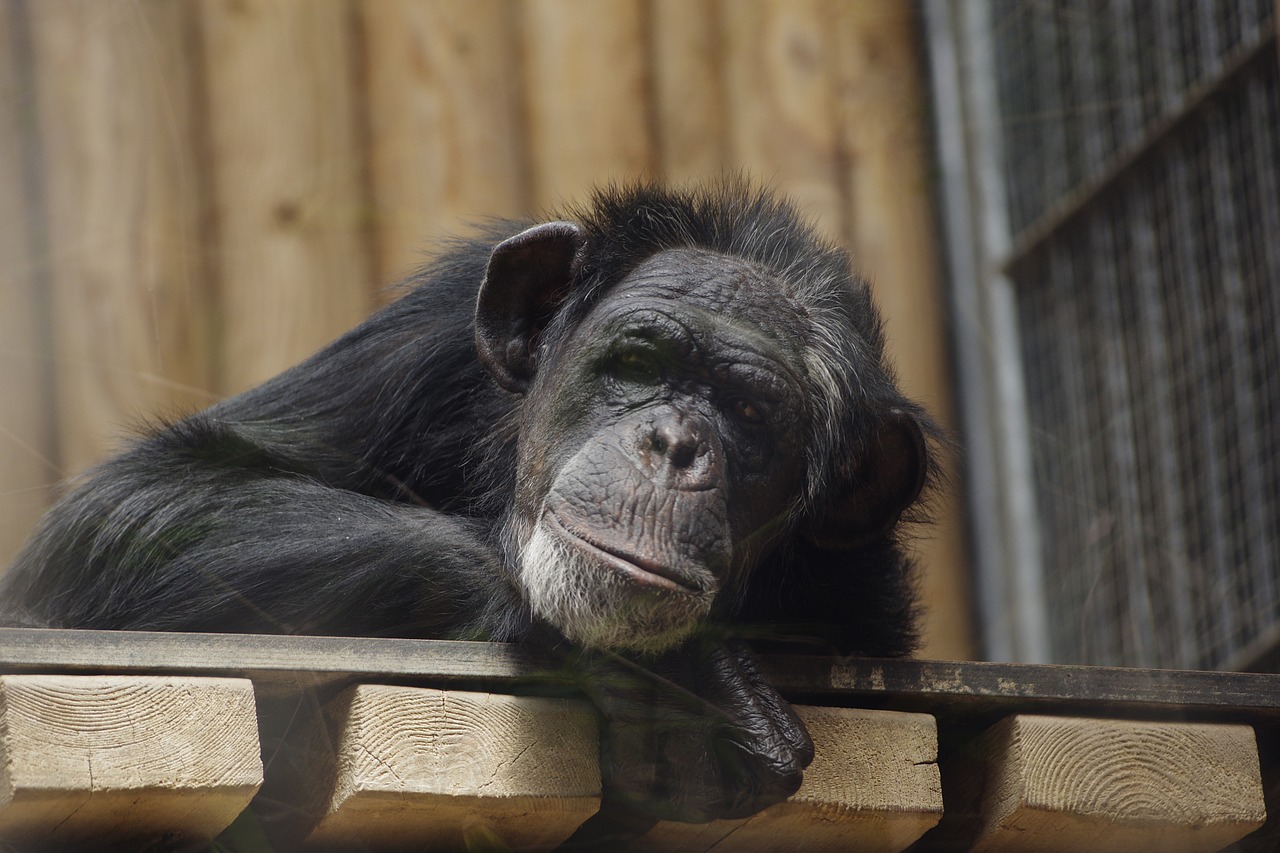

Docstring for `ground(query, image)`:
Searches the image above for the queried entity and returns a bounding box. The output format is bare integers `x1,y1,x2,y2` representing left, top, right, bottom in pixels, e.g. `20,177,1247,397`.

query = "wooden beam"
0,0,56,571
648,0,728,184
198,0,373,394
968,715,1266,853
2,630,1280,723
520,0,655,209
720,0,844,241
294,685,600,850
0,674,261,846
25,0,216,474
358,0,528,285
638,707,942,853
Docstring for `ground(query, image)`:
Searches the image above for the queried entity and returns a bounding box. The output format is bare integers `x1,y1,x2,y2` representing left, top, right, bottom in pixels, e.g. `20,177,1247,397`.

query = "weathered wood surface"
649,0,728,183
199,0,372,393
0,674,262,846
721,0,845,243
1,629,1279,722
0,627,1274,722
521,0,654,208
359,0,527,285
0,634,1274,850
299,686,600,850
0,1,54,570
967,715,1266,853
637,706,942,853
24,0,214,474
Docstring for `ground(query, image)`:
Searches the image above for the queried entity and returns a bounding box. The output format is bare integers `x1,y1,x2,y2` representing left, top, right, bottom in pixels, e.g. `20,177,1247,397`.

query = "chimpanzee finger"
725,640,815,766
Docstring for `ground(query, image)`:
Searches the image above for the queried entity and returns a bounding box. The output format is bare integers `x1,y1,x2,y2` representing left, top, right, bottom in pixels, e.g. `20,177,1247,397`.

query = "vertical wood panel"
720,0,845,241
833,1,974,659
28,0,214,476
0,0,54,570
360,0,528,285
521,0,654,209
649,0,728,184
200,0,372,393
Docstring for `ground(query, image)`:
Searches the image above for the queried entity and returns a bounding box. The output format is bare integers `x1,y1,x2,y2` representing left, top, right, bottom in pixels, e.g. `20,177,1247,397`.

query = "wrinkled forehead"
605,248,810,347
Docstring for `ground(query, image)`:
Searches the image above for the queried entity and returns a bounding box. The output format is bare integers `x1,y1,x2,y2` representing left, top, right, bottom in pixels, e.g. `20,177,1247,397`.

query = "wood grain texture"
637,706,942,853
971,714,1266,853
301,685,600,850
359,0,527,286
521,0,655,209
649,0,728,184
0,0,55,572
721,0,844,241
199,0,372,393
829,0,975,660
4,629,1280,722
0,674,261,846
27,0,215,475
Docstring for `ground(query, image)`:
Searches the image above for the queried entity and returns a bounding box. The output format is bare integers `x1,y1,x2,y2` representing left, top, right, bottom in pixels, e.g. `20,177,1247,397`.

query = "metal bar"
961,0,1051,663
921,0,1019,662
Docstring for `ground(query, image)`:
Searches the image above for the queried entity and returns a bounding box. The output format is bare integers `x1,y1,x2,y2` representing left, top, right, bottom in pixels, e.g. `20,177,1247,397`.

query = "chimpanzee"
0,181,937,833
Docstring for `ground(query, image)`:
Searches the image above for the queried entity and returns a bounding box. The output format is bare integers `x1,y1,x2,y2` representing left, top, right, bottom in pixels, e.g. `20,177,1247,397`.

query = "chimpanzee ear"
804,408,929,550
475,221,588,393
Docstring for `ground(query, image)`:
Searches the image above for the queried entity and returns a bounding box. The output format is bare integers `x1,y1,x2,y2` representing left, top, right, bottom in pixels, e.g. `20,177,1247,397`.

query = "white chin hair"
519,521,712,653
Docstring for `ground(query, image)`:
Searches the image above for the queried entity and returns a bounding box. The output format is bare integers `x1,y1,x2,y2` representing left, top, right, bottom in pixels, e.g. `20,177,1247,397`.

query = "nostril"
648,420,700,469
669,442,697,469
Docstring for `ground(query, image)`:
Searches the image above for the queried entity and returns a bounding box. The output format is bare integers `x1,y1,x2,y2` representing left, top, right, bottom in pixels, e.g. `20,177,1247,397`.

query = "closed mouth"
544,511,704,595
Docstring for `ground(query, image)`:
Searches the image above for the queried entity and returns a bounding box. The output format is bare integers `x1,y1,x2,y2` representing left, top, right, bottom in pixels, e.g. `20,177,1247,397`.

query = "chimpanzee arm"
1,427,523,638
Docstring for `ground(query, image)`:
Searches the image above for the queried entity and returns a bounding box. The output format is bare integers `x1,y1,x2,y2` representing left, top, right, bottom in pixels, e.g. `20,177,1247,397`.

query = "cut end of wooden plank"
0,674,262,846
637,706,943,853
300,685,600,851
972,714,1267,853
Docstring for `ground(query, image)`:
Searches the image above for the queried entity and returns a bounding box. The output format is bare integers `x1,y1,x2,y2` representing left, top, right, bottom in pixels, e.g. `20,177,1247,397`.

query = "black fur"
3,180,932,655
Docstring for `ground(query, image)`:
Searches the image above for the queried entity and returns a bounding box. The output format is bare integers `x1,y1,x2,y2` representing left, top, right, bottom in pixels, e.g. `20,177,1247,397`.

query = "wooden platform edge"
968,714,1267,853
2,629,1279,722
0,674,262,846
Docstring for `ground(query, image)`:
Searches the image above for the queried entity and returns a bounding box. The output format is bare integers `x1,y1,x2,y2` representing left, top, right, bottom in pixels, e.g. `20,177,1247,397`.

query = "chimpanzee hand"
568,638,814,824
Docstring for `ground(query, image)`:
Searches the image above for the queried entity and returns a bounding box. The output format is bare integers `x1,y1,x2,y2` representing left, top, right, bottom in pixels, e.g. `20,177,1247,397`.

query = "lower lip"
545,513,699,594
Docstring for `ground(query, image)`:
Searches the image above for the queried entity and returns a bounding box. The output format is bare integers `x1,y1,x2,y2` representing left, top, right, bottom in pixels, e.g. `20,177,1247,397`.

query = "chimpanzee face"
512,249,811,652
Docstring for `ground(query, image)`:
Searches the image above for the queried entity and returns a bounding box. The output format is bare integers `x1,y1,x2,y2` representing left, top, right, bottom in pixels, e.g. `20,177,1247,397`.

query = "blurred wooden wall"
0,0,974,658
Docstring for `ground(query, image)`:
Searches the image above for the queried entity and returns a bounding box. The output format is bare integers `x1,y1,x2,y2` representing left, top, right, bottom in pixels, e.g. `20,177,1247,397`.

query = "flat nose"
649,417,700,469
642,414,717,489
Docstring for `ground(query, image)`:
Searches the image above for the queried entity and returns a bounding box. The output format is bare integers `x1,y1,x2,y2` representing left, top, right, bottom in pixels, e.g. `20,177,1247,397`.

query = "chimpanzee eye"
729,397,765,424
613,348,661,382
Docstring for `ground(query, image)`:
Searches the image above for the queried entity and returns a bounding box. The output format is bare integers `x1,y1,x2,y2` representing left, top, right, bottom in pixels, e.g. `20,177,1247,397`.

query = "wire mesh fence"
989,0,1280,669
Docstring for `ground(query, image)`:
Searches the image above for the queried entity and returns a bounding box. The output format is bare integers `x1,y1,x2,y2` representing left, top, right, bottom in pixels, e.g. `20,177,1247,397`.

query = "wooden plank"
969,715,1266,853
520,0,654,209
830,1,975,660
637,707,941,853
720,0,844,241
0,0,55,571
296,685,599,850
199,0,372,393
26,0,216,475
649,0,728,184
0,674,261,846
2,630,1280,723
359,0,527,286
